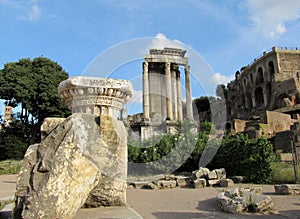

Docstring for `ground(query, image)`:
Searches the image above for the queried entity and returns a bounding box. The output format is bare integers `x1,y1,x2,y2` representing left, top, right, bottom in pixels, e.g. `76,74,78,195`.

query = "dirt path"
1,175,300,218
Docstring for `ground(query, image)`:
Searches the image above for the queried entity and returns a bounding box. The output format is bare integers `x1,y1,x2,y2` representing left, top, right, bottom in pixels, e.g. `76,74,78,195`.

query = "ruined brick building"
225,47,300,154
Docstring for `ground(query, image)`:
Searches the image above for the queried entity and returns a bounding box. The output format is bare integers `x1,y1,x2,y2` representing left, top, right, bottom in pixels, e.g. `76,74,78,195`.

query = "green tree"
0,57,70,158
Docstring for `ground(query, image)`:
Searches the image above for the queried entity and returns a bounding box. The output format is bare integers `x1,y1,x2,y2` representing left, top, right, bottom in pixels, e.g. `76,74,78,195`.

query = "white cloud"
148,33,184,50
244,0,300,36
0,0,41,21
211,72,234,85
20,4,41,21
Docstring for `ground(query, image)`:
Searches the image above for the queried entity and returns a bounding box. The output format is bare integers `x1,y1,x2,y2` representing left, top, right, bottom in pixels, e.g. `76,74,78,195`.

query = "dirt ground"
1,174,300,219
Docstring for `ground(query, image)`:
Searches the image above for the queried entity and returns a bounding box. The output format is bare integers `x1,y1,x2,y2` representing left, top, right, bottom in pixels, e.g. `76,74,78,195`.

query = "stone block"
193,178,206,188
214,168,226,179
158,180,177,189
219,179,234,187
192,167,210,179
208,170,217,179
141,183,158,190
128,182,148,189
274,184,300,195
176,176,193,188
207,179,220,187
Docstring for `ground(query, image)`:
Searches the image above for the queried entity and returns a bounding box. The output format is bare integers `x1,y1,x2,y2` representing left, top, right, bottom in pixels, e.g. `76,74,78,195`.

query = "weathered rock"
218,188,274,214
128,182,149,189
40,117,66,141
192,167,210,179
219,178,234,187
141,183,158,190
229,176,245,183
176,176,193,188
208,170,217,179
157,180,177,189
13,77,133,219
207,179,220,187
214,168,226,179
274,184,300,195
193,178,207,188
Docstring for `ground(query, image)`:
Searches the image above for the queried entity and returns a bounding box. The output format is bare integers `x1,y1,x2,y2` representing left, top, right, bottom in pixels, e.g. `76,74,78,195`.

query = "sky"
1,0,300,115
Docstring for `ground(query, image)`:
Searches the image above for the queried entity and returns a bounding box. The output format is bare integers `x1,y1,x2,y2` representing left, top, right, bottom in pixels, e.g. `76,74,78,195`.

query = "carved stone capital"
58,76,133,117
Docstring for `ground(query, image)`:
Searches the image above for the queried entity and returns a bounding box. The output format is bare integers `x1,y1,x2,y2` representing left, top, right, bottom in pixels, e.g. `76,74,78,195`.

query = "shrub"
207,134,275,183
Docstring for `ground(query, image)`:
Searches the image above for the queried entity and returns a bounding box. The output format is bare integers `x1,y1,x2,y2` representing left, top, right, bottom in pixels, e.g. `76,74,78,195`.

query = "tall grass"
271,162,300,184
0,160,21,175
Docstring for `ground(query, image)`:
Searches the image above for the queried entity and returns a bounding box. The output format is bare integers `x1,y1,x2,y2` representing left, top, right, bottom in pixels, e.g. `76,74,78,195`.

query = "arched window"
255,87,264,107
250,73,254,85
258,67,264,84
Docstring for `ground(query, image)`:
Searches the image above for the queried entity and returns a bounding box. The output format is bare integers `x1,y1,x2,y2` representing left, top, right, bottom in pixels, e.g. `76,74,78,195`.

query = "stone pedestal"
13,77,132,219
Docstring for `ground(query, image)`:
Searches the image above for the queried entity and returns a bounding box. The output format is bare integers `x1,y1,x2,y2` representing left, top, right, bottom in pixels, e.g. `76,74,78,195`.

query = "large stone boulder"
13,77,132,219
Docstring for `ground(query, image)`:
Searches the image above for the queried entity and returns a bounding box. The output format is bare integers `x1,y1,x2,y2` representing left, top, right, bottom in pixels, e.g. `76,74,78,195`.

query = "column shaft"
185,65,193,120
176,70,183,121
143,62,150,120
172,68,178,121
165,62,173,120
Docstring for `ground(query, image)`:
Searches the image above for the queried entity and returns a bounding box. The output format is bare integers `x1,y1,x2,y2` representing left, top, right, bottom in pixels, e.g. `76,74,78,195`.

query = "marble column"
143,62,150,120
176,70,183,121
171,66,178,121
185,65,193,120
165,62,173,120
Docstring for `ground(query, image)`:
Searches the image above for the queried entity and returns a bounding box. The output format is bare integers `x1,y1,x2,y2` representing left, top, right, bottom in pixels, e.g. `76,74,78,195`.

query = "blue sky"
1,0,300,115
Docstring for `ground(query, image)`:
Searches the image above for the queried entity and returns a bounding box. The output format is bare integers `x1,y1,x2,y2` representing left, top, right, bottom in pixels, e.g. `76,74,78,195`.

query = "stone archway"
254,87,264,107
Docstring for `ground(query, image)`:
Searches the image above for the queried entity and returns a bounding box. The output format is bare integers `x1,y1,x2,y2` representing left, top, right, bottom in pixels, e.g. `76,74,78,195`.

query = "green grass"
271,162,300,184
0,160,21,175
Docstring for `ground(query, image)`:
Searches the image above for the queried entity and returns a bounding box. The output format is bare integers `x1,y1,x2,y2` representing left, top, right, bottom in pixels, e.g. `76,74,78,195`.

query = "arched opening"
255,87,264,107
258,67,264,84
268,61,275,78
250,73,254,85
246,92,252,111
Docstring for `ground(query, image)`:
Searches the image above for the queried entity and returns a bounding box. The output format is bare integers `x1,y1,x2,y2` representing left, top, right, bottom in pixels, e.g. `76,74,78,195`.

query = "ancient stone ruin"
127,47,194,140
217,187,274,214
13,77,132,219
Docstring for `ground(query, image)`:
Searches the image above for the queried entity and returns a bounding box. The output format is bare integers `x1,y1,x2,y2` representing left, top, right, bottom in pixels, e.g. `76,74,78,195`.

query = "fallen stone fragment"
214,168,226,179
193,178,206,188
217,188,274,214
208,170,217,179
274,184,300,195
219,178,234,187
207,179,220,187
157,180,177,189
176,176,193,188
192,167,210,179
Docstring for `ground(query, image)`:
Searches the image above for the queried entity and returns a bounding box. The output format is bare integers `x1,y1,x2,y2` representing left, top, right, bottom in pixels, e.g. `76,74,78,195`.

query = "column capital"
185,64,190,72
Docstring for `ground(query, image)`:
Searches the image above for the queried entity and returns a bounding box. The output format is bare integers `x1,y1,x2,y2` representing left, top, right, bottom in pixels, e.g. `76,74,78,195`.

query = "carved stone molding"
58,76,133,117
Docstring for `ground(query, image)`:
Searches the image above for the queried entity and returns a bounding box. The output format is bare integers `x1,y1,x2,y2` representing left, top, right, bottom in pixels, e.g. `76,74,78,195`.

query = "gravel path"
1,174,300,219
